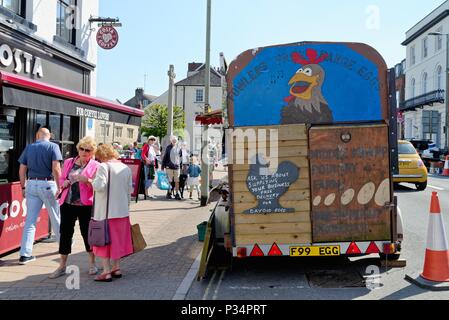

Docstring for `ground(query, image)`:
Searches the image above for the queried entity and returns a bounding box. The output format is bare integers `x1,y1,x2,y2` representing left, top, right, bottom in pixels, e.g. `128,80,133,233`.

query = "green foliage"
141,104,185,140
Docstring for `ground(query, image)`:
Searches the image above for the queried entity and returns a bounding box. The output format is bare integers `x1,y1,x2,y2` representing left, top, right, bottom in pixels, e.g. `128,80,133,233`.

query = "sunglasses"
79,147,92,153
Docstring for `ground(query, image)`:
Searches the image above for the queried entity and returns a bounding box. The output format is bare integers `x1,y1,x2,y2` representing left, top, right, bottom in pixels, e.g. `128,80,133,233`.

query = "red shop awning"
195,110,223,125
0,71,144,125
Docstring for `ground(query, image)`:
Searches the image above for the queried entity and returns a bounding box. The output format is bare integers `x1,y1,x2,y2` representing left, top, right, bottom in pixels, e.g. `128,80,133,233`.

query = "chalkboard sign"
244,155,300,214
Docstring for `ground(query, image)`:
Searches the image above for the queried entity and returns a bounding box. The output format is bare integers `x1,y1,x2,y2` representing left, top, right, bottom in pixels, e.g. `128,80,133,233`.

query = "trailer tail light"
250,244,264,257
346,242,361,254
383,243,396,254
236,247,247,258
365,242,380,254
268,243,283,256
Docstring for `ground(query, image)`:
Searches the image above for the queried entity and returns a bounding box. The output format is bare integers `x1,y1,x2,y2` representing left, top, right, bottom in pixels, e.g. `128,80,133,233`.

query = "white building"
0,0,143,181
402,1,449,149
149,63,224,155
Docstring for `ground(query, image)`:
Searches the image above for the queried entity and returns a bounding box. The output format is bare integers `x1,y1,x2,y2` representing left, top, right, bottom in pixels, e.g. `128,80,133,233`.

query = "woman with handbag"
49,137,100,279
91,144,134,282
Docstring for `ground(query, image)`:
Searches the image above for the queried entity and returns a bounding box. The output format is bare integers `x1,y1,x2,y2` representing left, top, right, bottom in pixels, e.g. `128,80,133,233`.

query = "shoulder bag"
88,164,111,247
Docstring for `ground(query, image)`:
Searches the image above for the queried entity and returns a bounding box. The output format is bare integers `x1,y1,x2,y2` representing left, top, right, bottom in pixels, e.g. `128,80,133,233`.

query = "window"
101,124,110,137
422,37,428,58
127,128,134,139
411,78,416,98
142,99,149,106
115,127,123,138
410,46,416,66
436,66,443,90
195,89,204,103
422,72,428,94
436,28,443,51
422,110,440,142
56,0,76,45
0,113,15,178
1,0,22,16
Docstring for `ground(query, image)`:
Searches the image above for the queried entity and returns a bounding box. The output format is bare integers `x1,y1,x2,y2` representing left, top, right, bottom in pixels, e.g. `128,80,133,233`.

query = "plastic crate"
197,221,208,242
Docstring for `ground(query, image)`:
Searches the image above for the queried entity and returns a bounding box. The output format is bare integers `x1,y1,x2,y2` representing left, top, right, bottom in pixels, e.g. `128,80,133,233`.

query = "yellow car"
393,140,428,191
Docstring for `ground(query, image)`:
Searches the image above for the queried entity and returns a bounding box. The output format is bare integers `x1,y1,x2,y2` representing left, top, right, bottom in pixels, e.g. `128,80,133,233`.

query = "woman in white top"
91,144,134,282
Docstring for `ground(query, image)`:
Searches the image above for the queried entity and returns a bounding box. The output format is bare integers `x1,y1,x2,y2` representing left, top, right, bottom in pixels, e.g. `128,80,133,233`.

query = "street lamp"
429,32,449,151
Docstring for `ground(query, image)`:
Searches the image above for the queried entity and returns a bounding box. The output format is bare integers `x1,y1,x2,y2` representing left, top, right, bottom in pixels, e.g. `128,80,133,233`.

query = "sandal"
88,266,99,275
111,269,122,279
49,267,66,279
94,272,112,282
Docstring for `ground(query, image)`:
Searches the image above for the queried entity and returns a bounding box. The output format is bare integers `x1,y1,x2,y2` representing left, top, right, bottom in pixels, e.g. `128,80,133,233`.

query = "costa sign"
96,25,119,50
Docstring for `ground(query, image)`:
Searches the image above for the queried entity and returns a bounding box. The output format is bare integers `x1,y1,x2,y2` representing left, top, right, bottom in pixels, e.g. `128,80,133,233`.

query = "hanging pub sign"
96,25,119,50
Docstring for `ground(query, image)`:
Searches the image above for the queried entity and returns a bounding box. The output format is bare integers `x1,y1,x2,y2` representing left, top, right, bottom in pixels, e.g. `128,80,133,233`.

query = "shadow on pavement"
0,234,202,300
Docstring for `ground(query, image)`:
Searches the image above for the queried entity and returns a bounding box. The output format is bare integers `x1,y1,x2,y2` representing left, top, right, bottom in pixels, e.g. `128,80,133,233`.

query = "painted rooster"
281,49,333,124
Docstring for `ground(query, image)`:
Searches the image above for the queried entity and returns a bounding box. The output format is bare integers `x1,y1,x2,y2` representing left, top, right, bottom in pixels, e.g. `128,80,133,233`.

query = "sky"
96,0,446,103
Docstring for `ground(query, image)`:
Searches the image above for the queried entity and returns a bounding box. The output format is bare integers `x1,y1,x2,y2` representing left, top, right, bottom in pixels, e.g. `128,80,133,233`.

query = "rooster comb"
292,49,328,65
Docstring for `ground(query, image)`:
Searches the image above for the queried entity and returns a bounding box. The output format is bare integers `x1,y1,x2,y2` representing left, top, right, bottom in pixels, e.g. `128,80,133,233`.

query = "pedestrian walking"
187,156,201,200
18,127,63,265
49,137,100,279
162,135,181,200
141,136,158,198
91,144,133,282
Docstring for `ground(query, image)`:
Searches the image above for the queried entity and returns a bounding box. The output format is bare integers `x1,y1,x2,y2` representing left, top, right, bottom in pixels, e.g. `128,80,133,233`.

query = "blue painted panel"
232,43,383,127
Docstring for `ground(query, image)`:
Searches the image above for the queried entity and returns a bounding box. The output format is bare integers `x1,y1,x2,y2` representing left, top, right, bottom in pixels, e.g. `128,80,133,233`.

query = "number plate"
399,160,411,168
289,245,341,257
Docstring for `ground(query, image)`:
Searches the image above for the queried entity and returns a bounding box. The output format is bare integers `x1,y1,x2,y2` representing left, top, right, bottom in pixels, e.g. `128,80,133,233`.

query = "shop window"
56,0,76,45
0,0,23,17
0,114,14,178
62,115,71,141
49,113,61,142
127,128,134,139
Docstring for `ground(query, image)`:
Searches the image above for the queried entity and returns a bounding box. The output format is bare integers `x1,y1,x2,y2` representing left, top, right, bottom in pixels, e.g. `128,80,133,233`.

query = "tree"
141,104,185,140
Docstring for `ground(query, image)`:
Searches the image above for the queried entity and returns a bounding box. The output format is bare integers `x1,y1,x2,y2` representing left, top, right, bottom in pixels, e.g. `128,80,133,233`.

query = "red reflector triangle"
268,243,283,256
250,244,264,257
346,242,361,254
365,242,380,254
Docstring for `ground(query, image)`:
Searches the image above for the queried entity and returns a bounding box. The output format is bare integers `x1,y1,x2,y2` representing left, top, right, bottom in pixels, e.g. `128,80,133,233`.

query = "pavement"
0,168,228,300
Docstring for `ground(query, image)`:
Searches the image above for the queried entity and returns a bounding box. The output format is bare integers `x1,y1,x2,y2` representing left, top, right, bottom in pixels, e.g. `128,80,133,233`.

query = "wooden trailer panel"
230,124,312,246
309,124,392,242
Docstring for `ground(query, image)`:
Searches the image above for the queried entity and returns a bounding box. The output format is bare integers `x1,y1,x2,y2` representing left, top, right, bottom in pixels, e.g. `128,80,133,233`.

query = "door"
309,124,392,242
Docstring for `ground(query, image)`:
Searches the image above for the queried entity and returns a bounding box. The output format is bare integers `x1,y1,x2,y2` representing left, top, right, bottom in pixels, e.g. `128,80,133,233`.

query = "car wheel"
415,181,427,191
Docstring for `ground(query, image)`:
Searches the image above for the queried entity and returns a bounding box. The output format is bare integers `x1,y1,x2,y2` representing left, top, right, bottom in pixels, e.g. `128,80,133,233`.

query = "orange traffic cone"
406,192,449,290
421,192,449,281
442,156,449,176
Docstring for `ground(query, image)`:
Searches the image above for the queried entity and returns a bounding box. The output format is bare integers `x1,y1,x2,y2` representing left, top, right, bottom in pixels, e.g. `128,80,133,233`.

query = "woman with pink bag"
49,136,100,279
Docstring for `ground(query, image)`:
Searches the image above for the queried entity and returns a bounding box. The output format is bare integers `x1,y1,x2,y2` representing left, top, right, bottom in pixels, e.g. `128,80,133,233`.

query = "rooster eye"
303,68,313,76
296,68,303,74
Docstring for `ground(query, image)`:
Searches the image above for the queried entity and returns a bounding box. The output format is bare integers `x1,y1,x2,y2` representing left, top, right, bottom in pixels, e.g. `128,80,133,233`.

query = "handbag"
88,164,111,247
156,170,170,190
131,223,147,253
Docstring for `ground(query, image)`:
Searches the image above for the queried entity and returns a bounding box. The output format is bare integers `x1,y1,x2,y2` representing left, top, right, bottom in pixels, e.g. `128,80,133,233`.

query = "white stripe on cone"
427,213,449,251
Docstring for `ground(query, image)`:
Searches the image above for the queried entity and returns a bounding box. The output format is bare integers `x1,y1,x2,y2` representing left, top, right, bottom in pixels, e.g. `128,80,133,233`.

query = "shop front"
0,72,143,255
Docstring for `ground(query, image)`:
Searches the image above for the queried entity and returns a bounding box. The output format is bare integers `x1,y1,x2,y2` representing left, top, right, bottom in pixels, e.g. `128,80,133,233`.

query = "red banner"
120,159,143,198
0,183,49,255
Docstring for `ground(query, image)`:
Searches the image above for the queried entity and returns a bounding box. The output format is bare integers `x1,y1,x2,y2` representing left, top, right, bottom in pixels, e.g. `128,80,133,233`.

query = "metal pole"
167,65,175,138
200,0,211,207
445,35,449,150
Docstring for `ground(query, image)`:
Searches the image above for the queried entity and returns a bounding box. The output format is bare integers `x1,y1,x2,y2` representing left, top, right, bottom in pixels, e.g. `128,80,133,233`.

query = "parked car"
394,140,428,191
408,139,433,157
